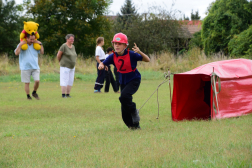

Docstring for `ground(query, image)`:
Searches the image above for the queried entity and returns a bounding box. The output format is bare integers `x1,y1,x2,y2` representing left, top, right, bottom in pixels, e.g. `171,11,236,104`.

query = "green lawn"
0,74,251,167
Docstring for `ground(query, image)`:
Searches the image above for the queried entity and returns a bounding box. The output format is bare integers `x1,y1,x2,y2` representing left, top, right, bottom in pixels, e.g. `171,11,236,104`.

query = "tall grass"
146,47,228,72
0,48,228,76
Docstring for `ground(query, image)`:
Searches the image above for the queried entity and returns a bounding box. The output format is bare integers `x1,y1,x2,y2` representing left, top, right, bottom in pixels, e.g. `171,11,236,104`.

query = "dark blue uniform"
103,49,143,129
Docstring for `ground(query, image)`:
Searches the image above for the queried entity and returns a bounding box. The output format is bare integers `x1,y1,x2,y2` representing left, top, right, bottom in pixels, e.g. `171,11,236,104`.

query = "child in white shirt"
94,37,106,93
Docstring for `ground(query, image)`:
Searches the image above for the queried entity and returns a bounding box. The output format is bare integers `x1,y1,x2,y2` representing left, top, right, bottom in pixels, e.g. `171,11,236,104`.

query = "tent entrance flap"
203,81,211,119
172,74,211,121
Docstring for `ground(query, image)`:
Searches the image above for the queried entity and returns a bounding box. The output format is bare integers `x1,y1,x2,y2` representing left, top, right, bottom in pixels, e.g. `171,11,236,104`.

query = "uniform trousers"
104,65,118,92
94,60,105,91
119,79,141,128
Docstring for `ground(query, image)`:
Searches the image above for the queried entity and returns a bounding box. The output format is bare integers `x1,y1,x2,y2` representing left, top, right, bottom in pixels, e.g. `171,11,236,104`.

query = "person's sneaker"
66,95,71,98
94,90,101,93
129,125,141,130
131,109,140,124
62,95,67,98
32,93,40,100
27,97,32,100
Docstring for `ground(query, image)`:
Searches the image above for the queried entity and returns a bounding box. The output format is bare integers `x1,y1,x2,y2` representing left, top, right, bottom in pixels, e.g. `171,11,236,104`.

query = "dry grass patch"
0,48,229,76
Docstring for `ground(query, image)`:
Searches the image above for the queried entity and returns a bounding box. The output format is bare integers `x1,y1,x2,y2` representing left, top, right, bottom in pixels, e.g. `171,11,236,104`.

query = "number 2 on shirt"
118,59,126,71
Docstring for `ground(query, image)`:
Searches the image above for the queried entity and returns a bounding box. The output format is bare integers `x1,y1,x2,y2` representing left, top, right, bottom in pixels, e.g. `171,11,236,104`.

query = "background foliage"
113,2,180,55
0,0,252,58
28,0,112,56
115,0,137,32
201,0,252,56
228,25,252,58
189,31,203,50
0,0,24,56
191,10,201,20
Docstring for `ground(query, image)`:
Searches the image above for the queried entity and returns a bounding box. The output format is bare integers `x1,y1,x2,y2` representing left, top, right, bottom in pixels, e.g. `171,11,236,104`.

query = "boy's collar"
115,49,128,56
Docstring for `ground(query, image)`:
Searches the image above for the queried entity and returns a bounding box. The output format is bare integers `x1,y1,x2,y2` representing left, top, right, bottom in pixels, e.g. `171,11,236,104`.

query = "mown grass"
0,48,251,167
0,78,251,167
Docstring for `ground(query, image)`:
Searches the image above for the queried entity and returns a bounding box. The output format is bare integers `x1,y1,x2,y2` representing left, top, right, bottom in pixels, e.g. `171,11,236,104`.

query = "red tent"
171,58,252,121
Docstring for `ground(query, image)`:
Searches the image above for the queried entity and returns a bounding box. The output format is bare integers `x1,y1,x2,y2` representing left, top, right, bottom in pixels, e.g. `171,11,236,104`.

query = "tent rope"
211,68,221,116
138,69,172,119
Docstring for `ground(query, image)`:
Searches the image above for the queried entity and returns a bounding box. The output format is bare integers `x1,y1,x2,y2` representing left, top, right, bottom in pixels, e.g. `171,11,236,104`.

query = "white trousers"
60,67,75,86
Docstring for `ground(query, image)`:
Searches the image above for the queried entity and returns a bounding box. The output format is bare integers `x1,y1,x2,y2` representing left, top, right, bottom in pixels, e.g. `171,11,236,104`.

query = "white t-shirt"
95,46,106,60
105,54,109,59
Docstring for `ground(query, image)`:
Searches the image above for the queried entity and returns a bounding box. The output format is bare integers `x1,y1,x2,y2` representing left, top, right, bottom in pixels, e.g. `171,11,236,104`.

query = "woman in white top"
94,37,106,93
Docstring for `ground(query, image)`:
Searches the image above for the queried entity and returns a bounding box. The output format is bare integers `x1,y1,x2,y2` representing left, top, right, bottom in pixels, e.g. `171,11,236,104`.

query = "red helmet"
111,33,128,45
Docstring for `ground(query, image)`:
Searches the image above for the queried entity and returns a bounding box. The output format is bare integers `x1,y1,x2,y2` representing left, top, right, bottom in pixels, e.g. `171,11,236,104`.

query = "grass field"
0,73,252,168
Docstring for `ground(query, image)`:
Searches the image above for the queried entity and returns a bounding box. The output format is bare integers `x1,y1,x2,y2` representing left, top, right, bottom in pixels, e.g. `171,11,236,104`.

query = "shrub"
228,25,252,58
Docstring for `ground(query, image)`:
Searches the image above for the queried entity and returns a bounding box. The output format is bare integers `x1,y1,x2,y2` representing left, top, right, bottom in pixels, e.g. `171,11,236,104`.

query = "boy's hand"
132,43,140,54
105,66,108,71
98,63,104,70
132,42,150,62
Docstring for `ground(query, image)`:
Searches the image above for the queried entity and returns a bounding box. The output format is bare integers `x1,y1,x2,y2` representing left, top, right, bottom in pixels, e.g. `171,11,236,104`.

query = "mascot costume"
20,21,41,50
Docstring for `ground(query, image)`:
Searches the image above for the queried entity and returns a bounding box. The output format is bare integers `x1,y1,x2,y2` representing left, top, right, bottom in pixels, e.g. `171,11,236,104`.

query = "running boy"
98,33,150,129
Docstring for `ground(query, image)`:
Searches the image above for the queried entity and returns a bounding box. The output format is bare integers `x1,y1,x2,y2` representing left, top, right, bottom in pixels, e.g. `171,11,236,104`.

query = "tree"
120,7,180,55
183,14,189,21
115,0,137,31
202,0,252,55
189,31,203,49
228,25,252,58
28,0,112,56
191,10,201,20
0,0,23,56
